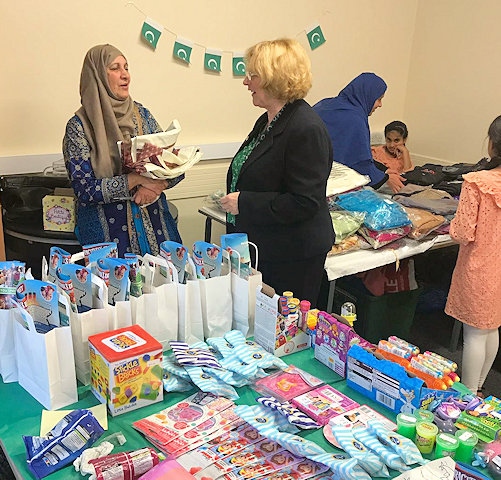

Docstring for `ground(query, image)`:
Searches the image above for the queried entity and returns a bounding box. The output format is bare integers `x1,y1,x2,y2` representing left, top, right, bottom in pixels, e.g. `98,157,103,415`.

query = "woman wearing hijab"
219,39,334,304
314,72,405,193
63,44,183,256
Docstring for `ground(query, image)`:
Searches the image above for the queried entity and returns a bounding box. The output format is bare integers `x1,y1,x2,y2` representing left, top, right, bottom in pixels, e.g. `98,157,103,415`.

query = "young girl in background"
445,115,501,397
372,120,414,173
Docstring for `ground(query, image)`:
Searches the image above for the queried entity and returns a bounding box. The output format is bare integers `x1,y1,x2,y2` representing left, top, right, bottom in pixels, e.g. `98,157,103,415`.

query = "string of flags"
133,6,326,76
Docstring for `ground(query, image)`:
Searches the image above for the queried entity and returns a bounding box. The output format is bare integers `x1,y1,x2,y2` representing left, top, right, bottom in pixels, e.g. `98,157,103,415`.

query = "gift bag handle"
225,241,258,275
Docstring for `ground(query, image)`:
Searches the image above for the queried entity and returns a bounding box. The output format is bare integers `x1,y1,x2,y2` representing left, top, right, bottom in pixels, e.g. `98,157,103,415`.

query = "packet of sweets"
192,241,222,279
55,267,77,312
220,233,252,279
59,263,93,312
47,247,71,282
124,253,142,296
82,242,118,266
160,240,188,283
15,279,60,327
97,257,130,305
0,260,26,309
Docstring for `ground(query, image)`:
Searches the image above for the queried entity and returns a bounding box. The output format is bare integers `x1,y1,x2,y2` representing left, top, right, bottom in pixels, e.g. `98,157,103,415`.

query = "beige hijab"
76,44,135,178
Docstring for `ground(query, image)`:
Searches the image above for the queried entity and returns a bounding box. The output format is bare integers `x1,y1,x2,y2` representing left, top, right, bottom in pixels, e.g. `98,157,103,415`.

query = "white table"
197,204,453,306
324,234,453,312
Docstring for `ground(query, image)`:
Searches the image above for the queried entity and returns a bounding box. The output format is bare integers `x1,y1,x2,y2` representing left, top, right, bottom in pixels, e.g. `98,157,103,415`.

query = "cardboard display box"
42,187,76,232
314,311,374,378
346,344,457,415
88,324,164,416
254,283,311,357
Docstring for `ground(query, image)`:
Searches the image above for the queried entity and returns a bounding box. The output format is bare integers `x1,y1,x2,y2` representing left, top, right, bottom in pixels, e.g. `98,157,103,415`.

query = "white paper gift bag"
131,254,178,351
177,258,204,343
66,276,111,385
231,268,262,338
13,306,78,410
199,250,233,339
0,309,18,382
229,242,261,337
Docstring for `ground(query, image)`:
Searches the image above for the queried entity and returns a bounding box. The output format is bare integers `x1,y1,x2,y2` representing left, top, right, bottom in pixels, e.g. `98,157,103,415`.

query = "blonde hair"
245,38,312,102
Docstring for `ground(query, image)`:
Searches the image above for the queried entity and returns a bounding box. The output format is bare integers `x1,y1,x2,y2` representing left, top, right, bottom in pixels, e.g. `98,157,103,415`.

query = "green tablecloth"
0,347,345,479
0,347,492,479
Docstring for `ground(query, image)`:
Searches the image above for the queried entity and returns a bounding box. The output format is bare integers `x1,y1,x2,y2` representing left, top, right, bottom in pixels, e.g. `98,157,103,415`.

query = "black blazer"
227,99,335,263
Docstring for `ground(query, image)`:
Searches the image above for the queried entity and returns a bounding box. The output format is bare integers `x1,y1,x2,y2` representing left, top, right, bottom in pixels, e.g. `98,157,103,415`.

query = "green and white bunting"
232,53,246,76
141,17,163,50
173,37,193,64
204,49,222,72
306,24,326,50
133,4,327,75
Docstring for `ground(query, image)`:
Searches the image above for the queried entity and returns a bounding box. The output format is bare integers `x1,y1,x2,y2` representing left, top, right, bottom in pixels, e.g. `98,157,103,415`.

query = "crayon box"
89,324,164,416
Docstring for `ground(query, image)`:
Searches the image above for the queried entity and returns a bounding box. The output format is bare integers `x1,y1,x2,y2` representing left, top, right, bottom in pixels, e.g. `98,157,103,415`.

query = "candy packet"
16,279,62,327
0,260,26,309
83,242,118,266
47,246,71,283
192,241,222,279
220,233,252,279
160,240,188,284
124,253,142,297
58,263,94,312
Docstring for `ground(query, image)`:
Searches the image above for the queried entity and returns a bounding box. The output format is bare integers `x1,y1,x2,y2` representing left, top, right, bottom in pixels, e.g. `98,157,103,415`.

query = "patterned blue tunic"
62,102,182,256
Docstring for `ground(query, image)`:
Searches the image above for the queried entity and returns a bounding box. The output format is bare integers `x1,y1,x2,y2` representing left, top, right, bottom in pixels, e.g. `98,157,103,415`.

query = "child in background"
445,115,501,397
372,120,414,173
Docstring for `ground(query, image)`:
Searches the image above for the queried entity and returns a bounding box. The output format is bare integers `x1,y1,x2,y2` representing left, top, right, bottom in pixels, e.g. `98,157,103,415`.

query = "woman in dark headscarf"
63,44,183,256
314,72,405,193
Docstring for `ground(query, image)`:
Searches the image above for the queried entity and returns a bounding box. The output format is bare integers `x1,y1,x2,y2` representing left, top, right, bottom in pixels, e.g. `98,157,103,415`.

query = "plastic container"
341,301,357,327
396,413,417,439
454,430,478,463
414,408,434,423
333,280,423,343
435,432,459,458
415,421,438,455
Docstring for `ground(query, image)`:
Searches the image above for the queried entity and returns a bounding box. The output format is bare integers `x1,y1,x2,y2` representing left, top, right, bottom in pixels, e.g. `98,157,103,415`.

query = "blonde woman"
220,39,334,304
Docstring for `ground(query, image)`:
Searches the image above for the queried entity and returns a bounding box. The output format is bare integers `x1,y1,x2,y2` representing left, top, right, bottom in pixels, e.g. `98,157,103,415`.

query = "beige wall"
0,0,416,156
2,0,500,248
405,0,501,165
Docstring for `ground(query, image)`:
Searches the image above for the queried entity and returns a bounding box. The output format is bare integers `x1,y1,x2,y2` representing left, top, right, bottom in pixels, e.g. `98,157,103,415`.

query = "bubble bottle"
341,302,357,327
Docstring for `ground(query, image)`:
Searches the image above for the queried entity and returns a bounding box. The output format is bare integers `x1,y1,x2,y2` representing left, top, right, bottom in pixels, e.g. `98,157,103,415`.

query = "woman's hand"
220,192,240,215
139,177,168,196
385,170,406,193
133,185,160,207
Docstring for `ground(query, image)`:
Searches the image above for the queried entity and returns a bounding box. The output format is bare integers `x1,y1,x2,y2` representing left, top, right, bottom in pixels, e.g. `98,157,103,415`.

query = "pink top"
371,145,407,173
445,167,501,329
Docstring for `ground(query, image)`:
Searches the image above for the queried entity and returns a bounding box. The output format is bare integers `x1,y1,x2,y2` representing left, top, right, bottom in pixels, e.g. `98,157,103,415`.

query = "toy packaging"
254,283,311,357
252,365,324,402
88,324,164,416
291,384,359,426
132,392,234,449
314,311,373,378
455,395,501,443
